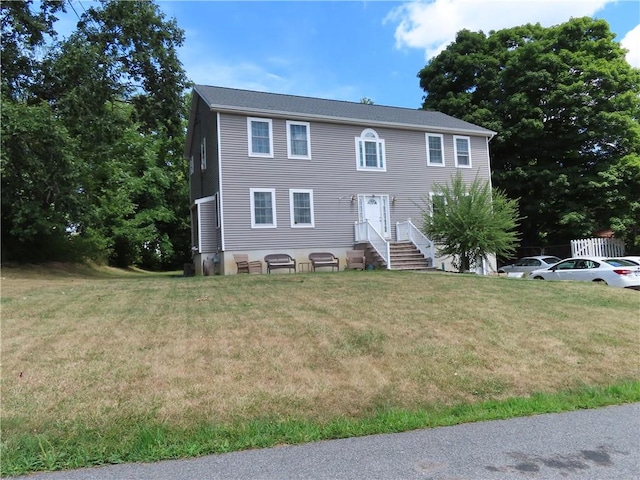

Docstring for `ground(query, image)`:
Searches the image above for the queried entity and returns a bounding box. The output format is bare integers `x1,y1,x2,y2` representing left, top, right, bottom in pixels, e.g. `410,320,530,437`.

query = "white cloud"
183,57,361,102
386,0,611,60
185,60,284,93
620,23,640,68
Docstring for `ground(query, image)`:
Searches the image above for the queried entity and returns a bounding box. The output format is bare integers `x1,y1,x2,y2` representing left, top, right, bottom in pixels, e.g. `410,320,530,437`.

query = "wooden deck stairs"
360,241,434,271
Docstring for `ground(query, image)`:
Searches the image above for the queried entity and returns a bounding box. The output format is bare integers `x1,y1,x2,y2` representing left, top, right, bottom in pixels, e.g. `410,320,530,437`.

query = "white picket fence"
570,238,625,257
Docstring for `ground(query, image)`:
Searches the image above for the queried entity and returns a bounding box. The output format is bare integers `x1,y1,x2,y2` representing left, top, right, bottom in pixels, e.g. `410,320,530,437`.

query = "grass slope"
1,264,639,475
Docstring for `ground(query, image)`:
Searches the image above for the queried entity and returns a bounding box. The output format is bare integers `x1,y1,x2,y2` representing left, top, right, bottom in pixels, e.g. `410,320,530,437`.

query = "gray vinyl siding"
199,199,217,252
189,97,223,251
189,96,219,203
218,113,491,251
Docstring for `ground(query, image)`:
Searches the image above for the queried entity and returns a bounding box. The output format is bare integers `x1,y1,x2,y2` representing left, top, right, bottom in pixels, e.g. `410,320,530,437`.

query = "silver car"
498,256,562,274
529,257,640,289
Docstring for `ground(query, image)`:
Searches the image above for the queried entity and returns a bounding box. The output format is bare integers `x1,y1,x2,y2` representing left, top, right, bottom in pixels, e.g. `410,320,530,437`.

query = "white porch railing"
396,219,435,266
570,238,625,257
354,220,391,269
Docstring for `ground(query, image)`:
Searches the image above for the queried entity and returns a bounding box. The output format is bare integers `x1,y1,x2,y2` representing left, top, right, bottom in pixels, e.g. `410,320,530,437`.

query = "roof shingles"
194,85,495,136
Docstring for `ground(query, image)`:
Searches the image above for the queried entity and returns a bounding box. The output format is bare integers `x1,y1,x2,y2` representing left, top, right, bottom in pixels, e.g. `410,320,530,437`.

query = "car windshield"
605,259,636,267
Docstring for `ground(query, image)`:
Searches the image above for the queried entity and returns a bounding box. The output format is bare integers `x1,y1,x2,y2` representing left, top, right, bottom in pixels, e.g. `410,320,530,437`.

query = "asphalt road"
14,403,640,480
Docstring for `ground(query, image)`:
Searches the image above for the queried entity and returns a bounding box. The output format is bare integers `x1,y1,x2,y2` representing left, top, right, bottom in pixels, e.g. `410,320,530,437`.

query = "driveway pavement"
14,403,640,480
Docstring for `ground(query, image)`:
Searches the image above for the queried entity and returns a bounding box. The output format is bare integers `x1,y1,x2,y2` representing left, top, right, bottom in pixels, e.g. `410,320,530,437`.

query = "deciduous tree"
1,0,191,268
418,17,640,251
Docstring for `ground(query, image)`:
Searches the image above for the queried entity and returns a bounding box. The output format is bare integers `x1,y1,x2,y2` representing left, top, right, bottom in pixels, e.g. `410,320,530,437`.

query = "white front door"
359,194,390,237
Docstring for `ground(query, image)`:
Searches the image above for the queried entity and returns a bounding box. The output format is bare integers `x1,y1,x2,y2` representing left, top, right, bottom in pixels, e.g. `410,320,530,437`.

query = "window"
556,260,578,270
248,117,273,157
289,189,314,227
250,188,276,228
426,133,444,166
429,192,446,216
454,136,471,167
200,137,207,170
286,121,311,159
355,128,385,171
189,155,194,175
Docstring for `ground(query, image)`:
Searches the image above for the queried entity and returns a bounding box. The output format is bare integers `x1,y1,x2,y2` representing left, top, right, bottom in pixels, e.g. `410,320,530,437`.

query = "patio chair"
308,252,339,272
264,253,296,274
234,254,263,274
346,250,366,270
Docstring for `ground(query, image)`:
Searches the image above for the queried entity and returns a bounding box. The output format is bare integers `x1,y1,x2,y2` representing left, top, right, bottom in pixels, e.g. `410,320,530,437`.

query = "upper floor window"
289,189,314,227
189,155,194,175
250,188,276,228
355,128,386,171
248,117,273,157
287,121,311,159
426,133,444,166
200,137,207,170
454,136,471,168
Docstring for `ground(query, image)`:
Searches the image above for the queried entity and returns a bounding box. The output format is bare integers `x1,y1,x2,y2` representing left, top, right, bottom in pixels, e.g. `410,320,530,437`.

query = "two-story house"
185,85,496,275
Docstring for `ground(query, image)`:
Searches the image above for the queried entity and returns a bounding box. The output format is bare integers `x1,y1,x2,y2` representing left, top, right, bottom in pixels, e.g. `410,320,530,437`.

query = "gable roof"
193,85,496,137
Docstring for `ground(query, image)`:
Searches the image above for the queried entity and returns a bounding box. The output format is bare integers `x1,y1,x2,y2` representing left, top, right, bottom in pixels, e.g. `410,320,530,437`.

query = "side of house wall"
188,98,222,274
218,112,492,258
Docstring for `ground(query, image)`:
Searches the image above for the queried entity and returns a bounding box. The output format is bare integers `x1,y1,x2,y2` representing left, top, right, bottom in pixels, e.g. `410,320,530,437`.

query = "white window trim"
355,128,386,172
250,188,277,228
286,120,311,160
429,192,447,216
289,189,315,228
454,135,472,168
247,117,274,158
195,195,217,253
200,137,207,170
426,133,445,166
214,192,221,229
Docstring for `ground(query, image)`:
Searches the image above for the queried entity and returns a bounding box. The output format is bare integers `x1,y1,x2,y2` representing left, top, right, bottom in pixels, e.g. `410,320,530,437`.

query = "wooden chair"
308,252,339,272
346,250,366,270
234,254,262,274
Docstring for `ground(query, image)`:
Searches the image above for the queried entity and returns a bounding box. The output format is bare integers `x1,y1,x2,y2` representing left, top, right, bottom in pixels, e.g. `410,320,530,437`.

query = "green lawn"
1,264,639,475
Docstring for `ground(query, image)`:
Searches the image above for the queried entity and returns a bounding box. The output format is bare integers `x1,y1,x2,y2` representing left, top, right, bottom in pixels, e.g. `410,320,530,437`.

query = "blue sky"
62,1,640,108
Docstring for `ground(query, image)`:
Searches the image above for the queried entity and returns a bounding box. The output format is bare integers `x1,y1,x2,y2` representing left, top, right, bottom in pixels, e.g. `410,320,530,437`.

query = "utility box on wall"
202,254,221,276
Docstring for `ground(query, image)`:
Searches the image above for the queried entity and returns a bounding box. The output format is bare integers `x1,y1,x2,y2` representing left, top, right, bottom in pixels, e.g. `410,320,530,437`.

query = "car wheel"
593,279,608,285
533,276,544,280
498,270,505,274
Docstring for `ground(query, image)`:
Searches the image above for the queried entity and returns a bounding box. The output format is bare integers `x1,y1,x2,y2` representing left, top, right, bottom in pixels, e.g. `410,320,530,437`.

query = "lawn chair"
308,252,339,272
234,254,262,274
264,253,296,274
346,250,366,270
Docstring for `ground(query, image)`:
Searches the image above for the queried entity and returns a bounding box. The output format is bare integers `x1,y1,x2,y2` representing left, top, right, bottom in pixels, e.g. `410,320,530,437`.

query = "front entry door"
359,194,390,238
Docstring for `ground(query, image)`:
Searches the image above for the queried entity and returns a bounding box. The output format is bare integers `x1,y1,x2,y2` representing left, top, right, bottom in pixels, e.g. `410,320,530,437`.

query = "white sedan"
529,257,640,289
498,256,562,274
623,256,640,265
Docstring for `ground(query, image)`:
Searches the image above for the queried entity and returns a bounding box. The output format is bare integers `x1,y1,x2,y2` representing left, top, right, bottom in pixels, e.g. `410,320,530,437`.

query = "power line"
67,0,81,22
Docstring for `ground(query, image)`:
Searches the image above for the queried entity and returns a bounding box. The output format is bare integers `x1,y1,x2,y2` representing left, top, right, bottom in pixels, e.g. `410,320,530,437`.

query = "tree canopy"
422,173,521,273
418,17,640,251
1,0,191,268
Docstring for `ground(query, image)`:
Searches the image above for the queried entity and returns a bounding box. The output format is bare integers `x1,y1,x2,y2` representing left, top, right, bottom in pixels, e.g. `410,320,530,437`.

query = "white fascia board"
208,104,497,139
